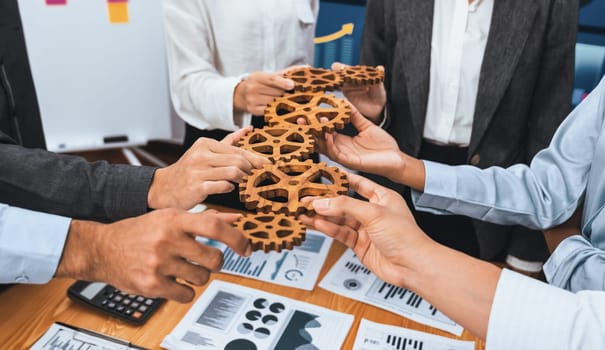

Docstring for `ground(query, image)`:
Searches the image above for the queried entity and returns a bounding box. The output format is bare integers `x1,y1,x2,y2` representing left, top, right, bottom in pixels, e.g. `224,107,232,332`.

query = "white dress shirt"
0,204,71,284
163,0,318,131
487,269,605,349
423,0,494,146
413,76,605,293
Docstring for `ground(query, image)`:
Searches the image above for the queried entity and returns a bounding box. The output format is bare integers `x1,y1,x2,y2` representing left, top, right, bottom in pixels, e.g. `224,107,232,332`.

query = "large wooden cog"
283,66,343,92
264,92,351,136
239,160,349,216
233,213,306,253
237,127,315,162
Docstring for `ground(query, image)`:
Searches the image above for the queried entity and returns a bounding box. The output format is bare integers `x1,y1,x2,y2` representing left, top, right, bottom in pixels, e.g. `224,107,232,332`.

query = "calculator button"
138,305,148,313
123,299,132,306
114,288,120,293
132,311,143,319
101,299,108,306
128,294,137,299
144,299,153,306
107,302,116,309
113,295,123,302
116,305,125,312
108,293,115,299
119,292,127,297
131,302,140,309
125,309,133,316
136,296,145,303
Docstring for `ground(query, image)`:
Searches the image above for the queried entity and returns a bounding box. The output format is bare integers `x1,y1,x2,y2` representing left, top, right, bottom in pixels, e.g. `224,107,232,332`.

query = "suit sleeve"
359,0,387,67
525,0,577,159
0,139,155,222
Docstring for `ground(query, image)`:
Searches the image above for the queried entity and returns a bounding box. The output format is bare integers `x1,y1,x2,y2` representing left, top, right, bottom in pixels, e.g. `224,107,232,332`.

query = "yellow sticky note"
107,2,129,24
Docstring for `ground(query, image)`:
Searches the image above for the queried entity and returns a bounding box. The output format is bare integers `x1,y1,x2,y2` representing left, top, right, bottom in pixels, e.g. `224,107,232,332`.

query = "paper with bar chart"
197,229,332,291
162,280,353,350
353,319,474,350
319,249,463,335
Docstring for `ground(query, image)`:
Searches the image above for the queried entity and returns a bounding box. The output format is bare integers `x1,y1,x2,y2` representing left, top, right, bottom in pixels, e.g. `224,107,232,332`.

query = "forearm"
403,241,500,339
55,219,104,281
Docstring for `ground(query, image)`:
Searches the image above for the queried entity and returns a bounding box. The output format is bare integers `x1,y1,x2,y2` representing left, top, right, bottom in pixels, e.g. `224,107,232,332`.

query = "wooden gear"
233,213,306,253
237,127,315,162
283,67,343,92
264,91,351,136
341,65,384,85
239,160,349,215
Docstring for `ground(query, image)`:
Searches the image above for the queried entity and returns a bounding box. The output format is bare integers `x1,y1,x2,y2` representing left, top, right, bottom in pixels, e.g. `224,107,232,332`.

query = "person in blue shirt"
312,75,605,293
298,75,605,348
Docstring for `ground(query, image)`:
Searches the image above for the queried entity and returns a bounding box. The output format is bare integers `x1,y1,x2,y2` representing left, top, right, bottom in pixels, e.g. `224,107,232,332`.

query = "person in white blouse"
162,0,318,208
340,0,577,273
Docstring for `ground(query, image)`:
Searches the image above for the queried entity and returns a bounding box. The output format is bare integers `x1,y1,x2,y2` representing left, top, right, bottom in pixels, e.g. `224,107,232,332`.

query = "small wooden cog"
233,213,306,253
237,127,315,162
284,67,343,92
239,159,349,215
264,91,351,136
341,65,384,85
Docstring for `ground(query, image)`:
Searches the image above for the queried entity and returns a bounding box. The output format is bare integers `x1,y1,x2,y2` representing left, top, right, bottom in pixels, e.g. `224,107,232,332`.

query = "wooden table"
0,239,485,349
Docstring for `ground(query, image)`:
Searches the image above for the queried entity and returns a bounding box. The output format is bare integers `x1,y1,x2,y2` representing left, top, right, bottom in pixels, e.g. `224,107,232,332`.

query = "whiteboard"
18,0,180,152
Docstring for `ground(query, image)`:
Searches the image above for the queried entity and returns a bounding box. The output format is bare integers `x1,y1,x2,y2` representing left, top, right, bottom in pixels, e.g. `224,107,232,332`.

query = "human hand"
332,62,386,124
543,206,583,253
57,209,251,303
148,130,270,210
316,102,407,182
299,173,435,288
233,71,295,116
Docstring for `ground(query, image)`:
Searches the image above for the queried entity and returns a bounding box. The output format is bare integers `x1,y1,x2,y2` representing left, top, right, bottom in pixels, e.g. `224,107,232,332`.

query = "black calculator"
67,281,164,325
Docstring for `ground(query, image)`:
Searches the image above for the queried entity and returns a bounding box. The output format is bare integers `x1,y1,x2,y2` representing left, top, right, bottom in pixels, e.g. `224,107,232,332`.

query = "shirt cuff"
543,235,594,289
411,160,458,213
0,205,71,284
105,165,156,220
377,107,388,128
233,73,253,128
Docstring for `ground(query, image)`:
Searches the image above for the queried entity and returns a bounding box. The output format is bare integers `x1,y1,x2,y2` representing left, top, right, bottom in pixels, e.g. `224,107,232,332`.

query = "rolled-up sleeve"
486,269,605,350
543,235,605,292
0,204,71,284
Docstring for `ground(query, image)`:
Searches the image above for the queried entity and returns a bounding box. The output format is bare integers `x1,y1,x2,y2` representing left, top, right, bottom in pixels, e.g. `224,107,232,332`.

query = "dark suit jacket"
0,0,155,222
360,0,578,259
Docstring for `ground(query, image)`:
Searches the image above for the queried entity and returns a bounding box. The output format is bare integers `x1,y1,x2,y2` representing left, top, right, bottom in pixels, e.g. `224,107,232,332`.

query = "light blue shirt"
0,203,71,284
414,75,605,292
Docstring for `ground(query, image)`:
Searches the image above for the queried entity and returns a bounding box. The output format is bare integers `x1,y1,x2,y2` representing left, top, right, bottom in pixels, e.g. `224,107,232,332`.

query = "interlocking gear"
341,65,384,85
233,213,306,253
237,127,315,162
264,92,351,136
239,160,349,215
283,67,343,92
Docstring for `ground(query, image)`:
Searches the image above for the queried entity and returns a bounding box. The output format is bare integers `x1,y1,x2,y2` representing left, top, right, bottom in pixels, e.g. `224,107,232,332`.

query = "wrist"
233,80,247,114
56,220,104,281
393,153,426,191
366,103,386,125
147,168,166,209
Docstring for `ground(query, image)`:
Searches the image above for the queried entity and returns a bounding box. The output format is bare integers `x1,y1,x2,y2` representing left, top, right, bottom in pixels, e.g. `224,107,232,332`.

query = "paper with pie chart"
162,280,353,350
198,229,332,290
319,249,464,336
